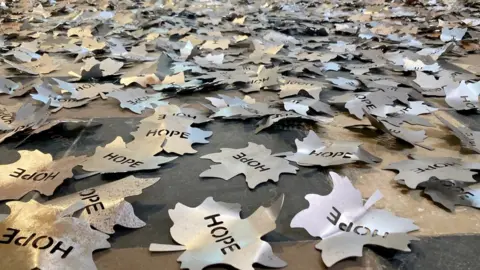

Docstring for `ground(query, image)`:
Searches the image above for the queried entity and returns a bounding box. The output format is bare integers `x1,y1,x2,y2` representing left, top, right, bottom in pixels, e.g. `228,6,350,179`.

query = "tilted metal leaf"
255,112,330,133
149,196,287,270
384,155,479,189
361,111,429,149
0,77,20,95
200,143,298,189
423,180,480,212
283,97,335,116
0,200,110,270
436,115,480,154
344,92,403,119
284,131,381,167
106,88,170,114
444,81,480,111
46,176,159,234
0,150,86,201
278,78,324,99
291,172,418,267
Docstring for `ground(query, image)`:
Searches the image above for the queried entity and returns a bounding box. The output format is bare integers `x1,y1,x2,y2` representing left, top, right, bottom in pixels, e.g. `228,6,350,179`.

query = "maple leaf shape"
47,176,158,234
0,102,50,144
0,150,86,201
200,142,298,189
150,196,287,270
81,136,176,173
291,172,418,267
283,97,335,116
0,200,110,270
285,131,381,167
255,112,329,133
423,180,480,212
278,78,324,99
149,104,212,124
445,81,480,111
436,115,480,154
384,155,479,189
130,115,212,155
205,95,278,120
353,111,430,150
106,88,171,114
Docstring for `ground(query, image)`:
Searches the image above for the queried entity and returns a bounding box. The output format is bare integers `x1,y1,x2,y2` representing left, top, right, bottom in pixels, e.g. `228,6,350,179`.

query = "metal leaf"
0,150,86,201
200,142,298,189
284,97,335,116
423,180,480,212
278,78,324,99
106,88,170,114
81,136,176,174
440,27,467,42
327,77,360,91
46,176,159,234
284,131,381,167
291,172,418,267
130,115,212,155
0,200,110,270
384,155,479,189
149,195,287,270
362,111,429,149
445,81,480,111
436,115,480,154
255,112,327,133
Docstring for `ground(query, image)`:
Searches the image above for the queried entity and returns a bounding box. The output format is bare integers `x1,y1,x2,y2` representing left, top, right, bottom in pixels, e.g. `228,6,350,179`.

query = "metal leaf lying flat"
46,176,159,234
200,143,298,189
149,195,287,270
0,150,86,201
0,200,110,270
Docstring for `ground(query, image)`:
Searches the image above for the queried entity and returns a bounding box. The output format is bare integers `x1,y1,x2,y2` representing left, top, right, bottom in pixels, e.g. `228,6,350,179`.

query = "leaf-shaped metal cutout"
130,115,212,155
0,150,86,201
283,97,335,116
200,143,298,189
46,176,159,234
445,81,480,111
81,136,176,174
284,131,381,167
384,155,479,189
106,88,171,114
436,115,480,154
255,112,329,133
149,196,287,270
278,78,324,99
291,172,418,267
423,180,480,212
0,200,110,270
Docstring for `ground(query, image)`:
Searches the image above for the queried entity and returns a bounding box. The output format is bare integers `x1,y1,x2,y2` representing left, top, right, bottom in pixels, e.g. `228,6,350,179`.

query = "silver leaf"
384,155,479,189
149,196,287,270
200,143,297,189
445,81,480,111
81,136,176,174
106,88,170,114
130,115,212,155
291,172,418,267
423,180,480,212
284,131,381,167
46,176,158,234
436,115,480,154
283,97,335,116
